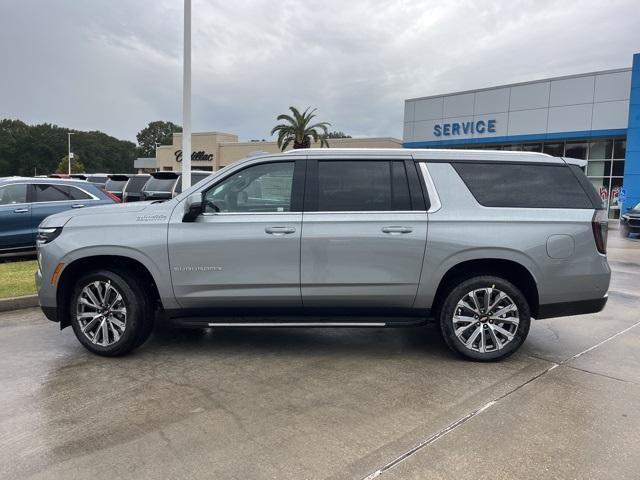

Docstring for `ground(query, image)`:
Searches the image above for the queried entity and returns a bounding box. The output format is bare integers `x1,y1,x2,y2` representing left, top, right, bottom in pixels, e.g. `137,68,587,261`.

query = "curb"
0,295,39,313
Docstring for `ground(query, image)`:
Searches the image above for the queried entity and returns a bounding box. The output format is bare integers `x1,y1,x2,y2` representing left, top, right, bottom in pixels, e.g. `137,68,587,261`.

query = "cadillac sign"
175,150,214,162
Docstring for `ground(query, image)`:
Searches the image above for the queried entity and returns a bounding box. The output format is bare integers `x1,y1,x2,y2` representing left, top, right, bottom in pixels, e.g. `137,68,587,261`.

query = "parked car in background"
85,174,110,189
47,174,70,178
141,170,212,201
122,174,150,202
620,202,640,237
0,177,117,252
36,149,610,360
69,174,88,180
104,174,130,201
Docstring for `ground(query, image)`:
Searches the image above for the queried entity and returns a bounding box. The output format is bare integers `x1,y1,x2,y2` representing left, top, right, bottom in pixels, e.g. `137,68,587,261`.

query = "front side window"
0,184,27,205
203,162,294,213
316,161,411,212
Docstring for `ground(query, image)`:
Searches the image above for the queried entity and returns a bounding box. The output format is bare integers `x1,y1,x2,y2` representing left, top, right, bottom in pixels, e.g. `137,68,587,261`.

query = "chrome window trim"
419,163,442,213
201,210,427,216
304,211,427,215
201,211,298,216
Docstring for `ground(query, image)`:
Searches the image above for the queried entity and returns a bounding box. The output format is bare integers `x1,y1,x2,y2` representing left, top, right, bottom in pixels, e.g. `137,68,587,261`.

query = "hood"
39,201,172,228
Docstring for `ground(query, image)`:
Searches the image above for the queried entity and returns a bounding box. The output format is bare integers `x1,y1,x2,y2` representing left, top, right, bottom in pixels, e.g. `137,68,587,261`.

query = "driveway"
1,235,639,480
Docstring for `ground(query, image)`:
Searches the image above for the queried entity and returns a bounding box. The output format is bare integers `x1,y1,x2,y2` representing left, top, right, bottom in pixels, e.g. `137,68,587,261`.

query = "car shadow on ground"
139,319,458,361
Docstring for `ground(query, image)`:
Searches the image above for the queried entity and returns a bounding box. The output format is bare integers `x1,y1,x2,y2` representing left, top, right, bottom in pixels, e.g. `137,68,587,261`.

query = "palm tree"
271,107,331,150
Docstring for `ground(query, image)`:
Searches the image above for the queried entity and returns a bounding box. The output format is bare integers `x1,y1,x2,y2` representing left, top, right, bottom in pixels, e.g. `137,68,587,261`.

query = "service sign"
433,119,497,137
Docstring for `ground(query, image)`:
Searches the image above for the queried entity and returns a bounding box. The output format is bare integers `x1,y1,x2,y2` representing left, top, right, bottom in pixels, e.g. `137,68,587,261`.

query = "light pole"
182,0,192,188
67,132,75,175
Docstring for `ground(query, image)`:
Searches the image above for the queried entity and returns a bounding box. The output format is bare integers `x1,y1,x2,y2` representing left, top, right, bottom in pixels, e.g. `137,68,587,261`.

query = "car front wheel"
439,276,531,361
70,269,152,356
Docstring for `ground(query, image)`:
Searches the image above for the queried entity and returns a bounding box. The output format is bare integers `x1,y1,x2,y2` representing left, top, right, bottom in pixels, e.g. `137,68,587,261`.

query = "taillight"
592,209,608,254
101,188,122,203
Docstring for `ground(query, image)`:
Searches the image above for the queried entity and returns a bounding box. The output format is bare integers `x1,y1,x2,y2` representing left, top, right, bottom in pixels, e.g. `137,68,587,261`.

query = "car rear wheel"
439,276,531,361
70,269,152,356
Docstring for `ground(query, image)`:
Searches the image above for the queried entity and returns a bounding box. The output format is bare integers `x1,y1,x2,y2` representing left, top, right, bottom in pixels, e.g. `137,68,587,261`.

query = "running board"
206,322,386,327
165,316,428,328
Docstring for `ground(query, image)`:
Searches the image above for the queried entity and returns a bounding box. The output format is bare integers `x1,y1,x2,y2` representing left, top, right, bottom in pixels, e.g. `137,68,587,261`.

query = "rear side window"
452,162,594,209
34,184,92,202
316,161,412,211
68,186,92,200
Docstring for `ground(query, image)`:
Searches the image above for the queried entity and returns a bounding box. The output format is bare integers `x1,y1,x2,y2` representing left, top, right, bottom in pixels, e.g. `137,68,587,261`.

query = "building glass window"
613,139,626,159
543,143,564,156
587,161,612,177
612,161,625,177
522,143,542,152
565,141,588,160
589,140,613,160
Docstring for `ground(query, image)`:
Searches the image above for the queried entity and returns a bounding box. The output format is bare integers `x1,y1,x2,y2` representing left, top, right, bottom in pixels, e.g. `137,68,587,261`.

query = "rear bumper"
536,295,608,320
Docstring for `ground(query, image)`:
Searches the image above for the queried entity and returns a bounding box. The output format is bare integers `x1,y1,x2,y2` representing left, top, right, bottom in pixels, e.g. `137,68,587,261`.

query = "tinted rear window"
125,176,150,193
87,175,108,184
452,162,594,209
105,179,128,192
144,177,177,192
34,183,91,202
316,160,412,212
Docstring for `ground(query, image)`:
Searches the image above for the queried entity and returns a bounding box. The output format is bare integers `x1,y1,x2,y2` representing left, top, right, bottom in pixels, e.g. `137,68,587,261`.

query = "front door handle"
265,226,296,235
382,226,413,234
13,208,29,213
71,204,85,208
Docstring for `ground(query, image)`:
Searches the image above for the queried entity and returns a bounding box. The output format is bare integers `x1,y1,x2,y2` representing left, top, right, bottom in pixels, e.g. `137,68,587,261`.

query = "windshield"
633,202,640,211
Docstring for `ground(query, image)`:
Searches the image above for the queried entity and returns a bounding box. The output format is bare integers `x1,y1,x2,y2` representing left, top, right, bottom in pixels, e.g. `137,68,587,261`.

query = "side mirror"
183,193,203,222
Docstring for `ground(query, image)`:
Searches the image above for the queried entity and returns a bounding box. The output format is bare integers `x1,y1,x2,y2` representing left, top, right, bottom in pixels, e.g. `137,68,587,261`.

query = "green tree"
0,119,136,176
324,131,351,139
136,120,182,157
56,154,85,174
270,107,331,150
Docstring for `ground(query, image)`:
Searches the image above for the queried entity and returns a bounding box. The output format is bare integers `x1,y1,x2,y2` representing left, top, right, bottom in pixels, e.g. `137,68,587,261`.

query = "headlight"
36,227,63,245
621,214,630,221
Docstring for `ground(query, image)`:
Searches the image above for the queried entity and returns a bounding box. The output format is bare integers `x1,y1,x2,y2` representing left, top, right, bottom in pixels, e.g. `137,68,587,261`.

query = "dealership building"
403,53,640,219
135,132,401,173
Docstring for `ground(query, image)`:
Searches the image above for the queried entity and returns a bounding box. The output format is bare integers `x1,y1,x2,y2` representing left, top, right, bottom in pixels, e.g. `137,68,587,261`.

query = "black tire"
439,275,531,361
70,269,152,356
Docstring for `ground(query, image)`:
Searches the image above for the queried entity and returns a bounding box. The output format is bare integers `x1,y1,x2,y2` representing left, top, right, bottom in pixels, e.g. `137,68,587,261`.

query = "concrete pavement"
0,235,638,480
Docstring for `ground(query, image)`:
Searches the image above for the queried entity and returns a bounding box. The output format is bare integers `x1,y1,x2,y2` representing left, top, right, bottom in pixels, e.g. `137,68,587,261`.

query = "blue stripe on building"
403,129,628,148
623,53,640,211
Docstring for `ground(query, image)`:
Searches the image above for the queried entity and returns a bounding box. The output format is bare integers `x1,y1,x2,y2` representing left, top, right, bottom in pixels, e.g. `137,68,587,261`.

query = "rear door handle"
382,226,413,234
265,226,296,235
71,204,85,208
13,208,29,213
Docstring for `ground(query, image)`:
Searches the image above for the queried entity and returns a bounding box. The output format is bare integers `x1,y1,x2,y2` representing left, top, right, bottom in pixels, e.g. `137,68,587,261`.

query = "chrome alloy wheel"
76,280,127,347
452,287,519,353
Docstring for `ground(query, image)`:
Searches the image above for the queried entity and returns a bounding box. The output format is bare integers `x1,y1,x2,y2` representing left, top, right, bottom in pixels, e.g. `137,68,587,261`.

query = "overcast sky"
0,0,638,143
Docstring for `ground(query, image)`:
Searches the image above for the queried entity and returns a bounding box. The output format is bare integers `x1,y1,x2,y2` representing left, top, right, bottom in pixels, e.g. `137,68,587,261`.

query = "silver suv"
36,149,610,361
